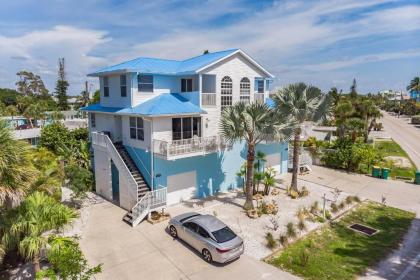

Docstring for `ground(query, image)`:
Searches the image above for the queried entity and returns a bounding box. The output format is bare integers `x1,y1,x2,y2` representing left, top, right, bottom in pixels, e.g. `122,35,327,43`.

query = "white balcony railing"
154,136,230,158
255,93,265,102
202,93,216,106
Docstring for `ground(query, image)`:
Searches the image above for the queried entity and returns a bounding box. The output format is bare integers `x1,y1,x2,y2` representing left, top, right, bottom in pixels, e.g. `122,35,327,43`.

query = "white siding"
93,148,112,200
167,171,196,205
152,117,172,142
89,113,122,142
121,115,152,151
199,53,269,137
100,74,131,108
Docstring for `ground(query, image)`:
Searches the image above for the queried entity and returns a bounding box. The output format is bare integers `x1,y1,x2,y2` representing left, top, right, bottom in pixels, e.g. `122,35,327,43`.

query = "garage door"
167,171,196,205
266,153,281,174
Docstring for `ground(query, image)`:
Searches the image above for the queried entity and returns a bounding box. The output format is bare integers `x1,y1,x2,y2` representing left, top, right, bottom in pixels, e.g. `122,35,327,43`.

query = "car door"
182,222,199,248
196,225,212,251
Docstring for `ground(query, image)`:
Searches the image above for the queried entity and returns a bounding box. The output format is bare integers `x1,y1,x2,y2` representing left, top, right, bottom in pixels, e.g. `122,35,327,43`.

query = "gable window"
103,76,109,97
172,117,201,141
120,75,127,97
138,75,153,92
221,76,232,111
257,79,264,93
90,113,96,128
181,78,193,92
129,117,144,141
240,77,250,103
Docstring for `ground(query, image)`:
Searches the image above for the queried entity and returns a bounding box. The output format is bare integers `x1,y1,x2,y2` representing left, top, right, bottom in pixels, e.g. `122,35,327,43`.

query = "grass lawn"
267,202,414,280
374,140,416,179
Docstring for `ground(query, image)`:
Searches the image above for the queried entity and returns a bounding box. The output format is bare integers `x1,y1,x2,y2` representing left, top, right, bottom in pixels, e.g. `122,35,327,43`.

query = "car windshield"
212,226,236,243
179,214,201,223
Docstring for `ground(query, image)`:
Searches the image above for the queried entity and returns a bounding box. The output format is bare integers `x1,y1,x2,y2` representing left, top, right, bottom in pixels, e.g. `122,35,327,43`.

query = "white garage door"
266,153,281,174
167,171,196,205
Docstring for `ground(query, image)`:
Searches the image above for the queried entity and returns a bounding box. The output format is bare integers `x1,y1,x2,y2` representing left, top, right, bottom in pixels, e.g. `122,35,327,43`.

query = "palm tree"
220,102,285,210
236,162,247,194
335,100,355,139
345,118,365,142
1,192,77,273
272,83,331,193
77,90,91,108
263,167,276,195
0,120,37,207
406,77,420,92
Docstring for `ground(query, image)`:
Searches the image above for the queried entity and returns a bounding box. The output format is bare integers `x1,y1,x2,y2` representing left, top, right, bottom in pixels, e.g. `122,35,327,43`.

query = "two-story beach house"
82,49,289,226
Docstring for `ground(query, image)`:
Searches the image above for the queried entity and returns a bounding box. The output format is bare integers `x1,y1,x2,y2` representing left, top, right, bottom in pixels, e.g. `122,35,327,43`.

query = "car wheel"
202,249,212,263
169,225,178,238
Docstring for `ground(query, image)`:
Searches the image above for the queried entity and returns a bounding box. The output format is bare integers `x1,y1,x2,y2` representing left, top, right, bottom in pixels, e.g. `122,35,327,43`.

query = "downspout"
150,119,154,191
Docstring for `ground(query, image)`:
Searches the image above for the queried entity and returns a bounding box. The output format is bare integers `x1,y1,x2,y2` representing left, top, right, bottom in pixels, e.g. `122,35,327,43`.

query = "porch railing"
255,93,265,102
153,136,230,158
91,131,139,200
202,93,216,106
131,187,167,227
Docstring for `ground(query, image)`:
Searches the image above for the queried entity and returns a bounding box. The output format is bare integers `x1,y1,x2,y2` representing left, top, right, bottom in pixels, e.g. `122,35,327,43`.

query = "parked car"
168,212,244,263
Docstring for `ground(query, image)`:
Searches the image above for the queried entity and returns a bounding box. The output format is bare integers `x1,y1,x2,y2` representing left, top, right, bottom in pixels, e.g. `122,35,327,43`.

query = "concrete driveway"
79,200,299,280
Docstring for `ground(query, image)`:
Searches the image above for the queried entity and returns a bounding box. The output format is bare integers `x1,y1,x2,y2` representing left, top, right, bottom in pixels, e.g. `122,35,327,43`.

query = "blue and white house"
82,49,288,226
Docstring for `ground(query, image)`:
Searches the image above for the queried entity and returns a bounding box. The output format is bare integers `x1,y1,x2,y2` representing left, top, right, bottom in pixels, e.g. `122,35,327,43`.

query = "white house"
82,49,289,226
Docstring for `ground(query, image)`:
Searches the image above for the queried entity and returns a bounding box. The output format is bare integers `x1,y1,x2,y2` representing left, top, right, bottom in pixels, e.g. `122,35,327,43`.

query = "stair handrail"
124,146,152,180
91,132,138,195
131,186,167,227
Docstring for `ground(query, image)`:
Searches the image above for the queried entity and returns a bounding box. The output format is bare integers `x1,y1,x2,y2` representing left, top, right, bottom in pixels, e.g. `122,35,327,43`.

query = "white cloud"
0,25,110,94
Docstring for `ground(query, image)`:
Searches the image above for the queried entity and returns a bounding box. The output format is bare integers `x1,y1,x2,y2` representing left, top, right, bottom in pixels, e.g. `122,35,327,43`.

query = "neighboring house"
81,49,289,226
379,90,410,101
409,90,419,102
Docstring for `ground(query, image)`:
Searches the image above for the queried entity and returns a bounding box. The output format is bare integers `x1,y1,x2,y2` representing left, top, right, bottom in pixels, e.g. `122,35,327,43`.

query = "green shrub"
330,203,338,213
315,216,326,223
325,210,332,220
299,248,310,267
279,234,288,246
286,222,297,238
265,232,277,249
352,196,361,203
297,219,307,232
345,196,353,205
299,186,309,197
338,201,346,209
310,201,319,214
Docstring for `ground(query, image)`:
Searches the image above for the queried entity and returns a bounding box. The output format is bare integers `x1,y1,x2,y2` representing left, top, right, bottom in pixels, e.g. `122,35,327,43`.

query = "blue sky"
0,0,419,95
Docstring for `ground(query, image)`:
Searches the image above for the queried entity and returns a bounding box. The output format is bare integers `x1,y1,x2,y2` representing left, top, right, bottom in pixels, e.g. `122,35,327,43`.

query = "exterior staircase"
114,143,150,225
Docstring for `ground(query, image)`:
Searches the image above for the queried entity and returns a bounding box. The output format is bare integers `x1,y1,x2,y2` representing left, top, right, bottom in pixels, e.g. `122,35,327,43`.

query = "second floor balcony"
153,136,230,160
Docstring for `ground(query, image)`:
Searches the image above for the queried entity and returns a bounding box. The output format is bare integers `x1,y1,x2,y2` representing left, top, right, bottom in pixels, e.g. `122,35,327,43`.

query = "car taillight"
216,248,231,253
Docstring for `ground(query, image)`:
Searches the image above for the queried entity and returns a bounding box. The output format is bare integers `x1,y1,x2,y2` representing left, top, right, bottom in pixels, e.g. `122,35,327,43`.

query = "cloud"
301,49,420,71
0,25,110,94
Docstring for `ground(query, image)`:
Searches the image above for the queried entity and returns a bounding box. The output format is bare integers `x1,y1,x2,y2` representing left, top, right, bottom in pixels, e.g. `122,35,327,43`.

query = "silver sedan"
168,212,244,263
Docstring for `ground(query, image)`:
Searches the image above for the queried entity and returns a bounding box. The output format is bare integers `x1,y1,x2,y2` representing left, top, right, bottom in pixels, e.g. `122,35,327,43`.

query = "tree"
16,71,49,97
406,77,420,92
92,90,100,104
350,78,358,99
1,192,77,273
328,87,341,105
37,236,101,280
262,167,276,195
65,164,93,201
55,58,69,111
0,120,36,207
359,99,381,142
77,90,91,108
335,100,355,139
39,122,71,154
220,102,283,210
272,83,331,193
203,50,210,54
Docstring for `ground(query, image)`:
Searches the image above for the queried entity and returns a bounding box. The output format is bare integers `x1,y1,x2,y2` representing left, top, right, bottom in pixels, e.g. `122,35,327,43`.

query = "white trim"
196,49,275,78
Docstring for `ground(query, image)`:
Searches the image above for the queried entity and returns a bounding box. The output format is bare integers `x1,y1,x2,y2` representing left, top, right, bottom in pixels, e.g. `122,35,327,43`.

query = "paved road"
300,166,420,280
380,112,420,169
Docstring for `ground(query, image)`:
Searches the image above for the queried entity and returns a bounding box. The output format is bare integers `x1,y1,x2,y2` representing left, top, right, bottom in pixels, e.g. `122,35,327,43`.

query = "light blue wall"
126,141,288,198
178,91,200,106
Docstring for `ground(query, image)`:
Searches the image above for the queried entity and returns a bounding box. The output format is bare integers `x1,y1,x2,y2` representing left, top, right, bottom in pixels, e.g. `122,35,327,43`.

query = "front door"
111,160,120,205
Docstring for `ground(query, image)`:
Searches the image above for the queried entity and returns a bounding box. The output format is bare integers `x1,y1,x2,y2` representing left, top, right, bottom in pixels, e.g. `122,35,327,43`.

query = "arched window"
221,76,232,110
240,77,250,103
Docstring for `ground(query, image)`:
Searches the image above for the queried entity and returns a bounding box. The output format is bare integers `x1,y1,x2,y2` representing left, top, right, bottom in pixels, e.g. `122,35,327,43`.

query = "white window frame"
129,117,144,141
240,77,250,103
221,76,232,111
138,75,153,92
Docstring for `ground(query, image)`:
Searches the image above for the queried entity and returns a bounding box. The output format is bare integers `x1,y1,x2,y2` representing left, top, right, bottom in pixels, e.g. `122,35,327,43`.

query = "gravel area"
169,179,356,260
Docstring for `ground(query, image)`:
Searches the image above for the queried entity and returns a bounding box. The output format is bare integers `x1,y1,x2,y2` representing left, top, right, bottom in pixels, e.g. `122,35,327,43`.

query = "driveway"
79,199,299,280
299,166,420,280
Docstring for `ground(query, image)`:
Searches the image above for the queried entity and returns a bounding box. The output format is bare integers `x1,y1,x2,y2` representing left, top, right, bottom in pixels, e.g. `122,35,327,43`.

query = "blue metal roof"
89,49,239,76
80,93,206,116
80,103,123,113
